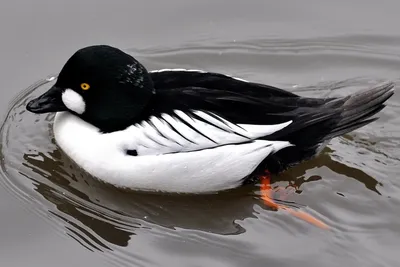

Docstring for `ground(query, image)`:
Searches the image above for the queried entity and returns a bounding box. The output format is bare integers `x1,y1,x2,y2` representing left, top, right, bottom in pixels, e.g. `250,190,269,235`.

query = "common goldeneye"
26,45,395,195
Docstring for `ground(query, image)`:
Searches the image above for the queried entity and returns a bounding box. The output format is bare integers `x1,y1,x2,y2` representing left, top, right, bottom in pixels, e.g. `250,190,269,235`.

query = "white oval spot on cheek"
62,89,86,114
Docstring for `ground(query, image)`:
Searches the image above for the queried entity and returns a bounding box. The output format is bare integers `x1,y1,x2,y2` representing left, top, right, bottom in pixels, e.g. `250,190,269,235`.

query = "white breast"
53,112,292,193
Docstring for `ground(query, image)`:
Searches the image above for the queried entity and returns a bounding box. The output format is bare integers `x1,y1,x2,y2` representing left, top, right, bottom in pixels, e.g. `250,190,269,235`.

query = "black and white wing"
130,69,394,171
128,109,292,156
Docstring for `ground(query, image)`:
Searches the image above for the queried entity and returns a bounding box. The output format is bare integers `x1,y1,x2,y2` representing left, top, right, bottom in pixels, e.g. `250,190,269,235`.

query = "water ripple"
0,40,399,266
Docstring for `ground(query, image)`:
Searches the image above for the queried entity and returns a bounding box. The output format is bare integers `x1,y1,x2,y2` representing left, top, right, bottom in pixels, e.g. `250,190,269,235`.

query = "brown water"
1,1,400,266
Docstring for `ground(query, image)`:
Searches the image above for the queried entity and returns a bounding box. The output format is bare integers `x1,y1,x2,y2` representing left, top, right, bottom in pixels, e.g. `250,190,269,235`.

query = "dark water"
1,1,400,266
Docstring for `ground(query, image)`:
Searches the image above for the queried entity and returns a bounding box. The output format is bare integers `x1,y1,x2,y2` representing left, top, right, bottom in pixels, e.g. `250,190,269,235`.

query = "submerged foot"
259,171,329,230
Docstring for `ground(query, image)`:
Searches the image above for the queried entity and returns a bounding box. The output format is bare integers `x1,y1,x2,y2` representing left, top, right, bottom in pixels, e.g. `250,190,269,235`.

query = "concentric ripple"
1,42,400,266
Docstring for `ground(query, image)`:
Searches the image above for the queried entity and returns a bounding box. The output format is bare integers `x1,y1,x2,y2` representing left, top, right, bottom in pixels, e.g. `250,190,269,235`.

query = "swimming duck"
26,45,395,195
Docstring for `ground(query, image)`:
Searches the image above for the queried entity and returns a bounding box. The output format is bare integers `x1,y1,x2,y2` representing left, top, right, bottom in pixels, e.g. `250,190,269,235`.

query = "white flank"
62,89,86,114
53,111,293,193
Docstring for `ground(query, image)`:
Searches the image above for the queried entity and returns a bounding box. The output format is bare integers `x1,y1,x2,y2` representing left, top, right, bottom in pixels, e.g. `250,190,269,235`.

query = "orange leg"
260,171,329,230
260,172,279,210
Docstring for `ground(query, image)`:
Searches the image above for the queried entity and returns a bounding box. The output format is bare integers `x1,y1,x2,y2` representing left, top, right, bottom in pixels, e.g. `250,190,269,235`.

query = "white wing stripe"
125,110,292,156
238,121,293,136
149,115,187,146
192,110,236,133
140,120,179,148
174,110,218,144
161,113,201,144
200,111,250,137
159,114,195,145
146,116,181,147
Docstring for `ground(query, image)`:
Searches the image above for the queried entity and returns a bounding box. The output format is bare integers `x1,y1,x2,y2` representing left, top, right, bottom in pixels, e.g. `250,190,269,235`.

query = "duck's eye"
80,83,90,90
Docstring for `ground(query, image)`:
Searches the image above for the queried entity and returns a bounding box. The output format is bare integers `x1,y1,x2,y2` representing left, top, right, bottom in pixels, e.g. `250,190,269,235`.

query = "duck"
26,45,395,195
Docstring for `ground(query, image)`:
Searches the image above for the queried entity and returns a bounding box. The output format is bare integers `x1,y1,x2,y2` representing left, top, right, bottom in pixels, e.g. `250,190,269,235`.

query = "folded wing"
128,109,292,155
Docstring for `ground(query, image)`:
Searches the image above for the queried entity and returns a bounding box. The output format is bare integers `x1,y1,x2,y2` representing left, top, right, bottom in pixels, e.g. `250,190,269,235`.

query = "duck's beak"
26,85,67,114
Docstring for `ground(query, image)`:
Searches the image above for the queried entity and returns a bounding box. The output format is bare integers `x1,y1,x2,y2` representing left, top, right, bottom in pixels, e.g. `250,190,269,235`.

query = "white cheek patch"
62,89,86,114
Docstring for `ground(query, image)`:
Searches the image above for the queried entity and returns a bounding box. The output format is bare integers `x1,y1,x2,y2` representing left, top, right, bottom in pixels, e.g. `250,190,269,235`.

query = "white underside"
53,112,292,193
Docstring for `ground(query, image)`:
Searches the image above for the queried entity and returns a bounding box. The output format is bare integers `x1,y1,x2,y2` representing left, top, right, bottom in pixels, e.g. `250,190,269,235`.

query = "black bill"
26,85,67,114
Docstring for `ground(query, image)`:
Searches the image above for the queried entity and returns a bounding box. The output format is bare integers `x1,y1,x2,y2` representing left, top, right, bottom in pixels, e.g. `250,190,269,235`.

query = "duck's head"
26,45,155,132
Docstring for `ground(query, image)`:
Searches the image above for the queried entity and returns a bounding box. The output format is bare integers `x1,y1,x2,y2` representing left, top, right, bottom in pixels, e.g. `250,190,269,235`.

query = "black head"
27,45,155,132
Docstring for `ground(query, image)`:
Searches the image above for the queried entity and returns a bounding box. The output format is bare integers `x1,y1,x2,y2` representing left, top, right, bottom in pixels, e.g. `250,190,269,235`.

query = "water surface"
1,1,400,266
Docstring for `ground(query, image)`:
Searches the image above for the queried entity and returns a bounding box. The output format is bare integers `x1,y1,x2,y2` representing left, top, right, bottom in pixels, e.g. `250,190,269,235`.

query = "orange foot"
260,171,329,230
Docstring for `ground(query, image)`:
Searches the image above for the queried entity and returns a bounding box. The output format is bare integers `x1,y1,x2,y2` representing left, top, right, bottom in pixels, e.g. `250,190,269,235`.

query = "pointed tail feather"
327,81,395,139
263,81,395,173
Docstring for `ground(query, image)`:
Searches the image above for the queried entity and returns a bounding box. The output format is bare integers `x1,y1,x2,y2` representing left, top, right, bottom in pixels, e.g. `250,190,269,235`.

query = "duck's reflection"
22,147,256,250
275,146,381,195
23,150,132,250
21,139,381,250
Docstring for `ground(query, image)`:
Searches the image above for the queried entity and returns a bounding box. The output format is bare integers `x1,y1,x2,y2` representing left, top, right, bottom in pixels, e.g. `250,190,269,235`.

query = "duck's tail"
319,81,394,141
255,81,394,230
264,81,395,173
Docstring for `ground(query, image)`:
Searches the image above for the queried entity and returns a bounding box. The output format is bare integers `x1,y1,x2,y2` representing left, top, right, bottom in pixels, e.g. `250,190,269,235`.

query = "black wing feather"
147,70,395,173
150,70,298,98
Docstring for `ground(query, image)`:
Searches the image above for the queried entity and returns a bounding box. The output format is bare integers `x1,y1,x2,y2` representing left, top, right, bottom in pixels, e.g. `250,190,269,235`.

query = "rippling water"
1,1,400,266
1,41,400,266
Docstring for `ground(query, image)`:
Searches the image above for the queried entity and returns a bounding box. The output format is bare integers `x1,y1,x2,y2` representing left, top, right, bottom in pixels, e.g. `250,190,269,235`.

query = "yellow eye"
81,83,90,90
